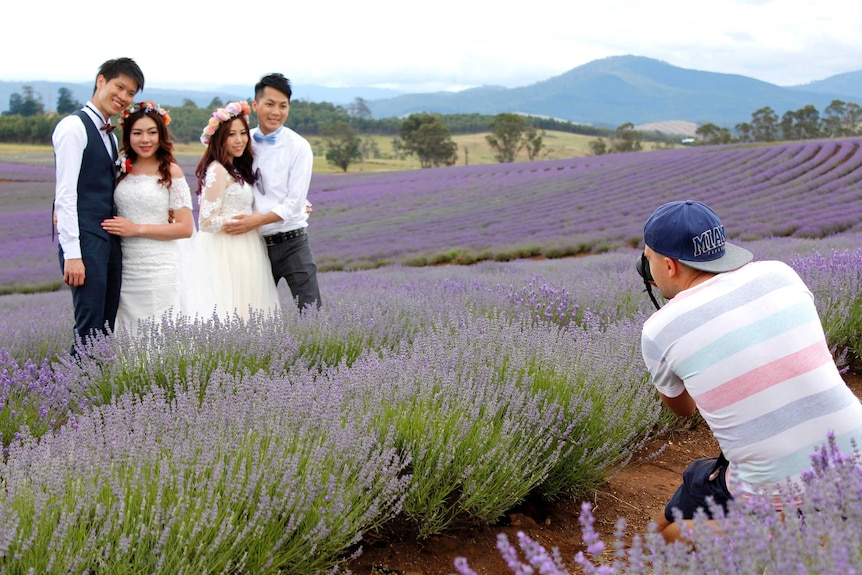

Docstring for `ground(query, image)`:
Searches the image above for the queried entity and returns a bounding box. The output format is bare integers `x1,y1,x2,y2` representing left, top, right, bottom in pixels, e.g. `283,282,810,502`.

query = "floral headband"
120,101,171,128
200,101,251,145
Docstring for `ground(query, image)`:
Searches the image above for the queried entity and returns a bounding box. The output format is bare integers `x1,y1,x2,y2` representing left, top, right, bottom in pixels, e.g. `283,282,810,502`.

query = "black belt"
264,228,306,246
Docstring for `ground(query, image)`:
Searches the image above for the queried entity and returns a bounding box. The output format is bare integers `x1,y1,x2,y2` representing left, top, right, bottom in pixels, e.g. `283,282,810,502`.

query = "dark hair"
254,73,292,101
93,57,144,94
194,115,256,195
118,104,175,188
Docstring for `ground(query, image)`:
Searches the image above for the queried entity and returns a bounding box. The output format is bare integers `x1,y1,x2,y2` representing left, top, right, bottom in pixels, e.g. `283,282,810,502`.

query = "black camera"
636,253,653,283
635,253,661,310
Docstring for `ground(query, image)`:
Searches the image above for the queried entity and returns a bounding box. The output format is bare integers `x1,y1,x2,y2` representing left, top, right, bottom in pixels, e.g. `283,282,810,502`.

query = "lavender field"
0,163,58,293
307,138,862,270
2,138,862,293
1,238,861,572
1,140,862,573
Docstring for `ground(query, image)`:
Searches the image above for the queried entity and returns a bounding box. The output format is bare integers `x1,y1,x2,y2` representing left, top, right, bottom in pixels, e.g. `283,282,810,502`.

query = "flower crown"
200,101,251,145
120,101,171,128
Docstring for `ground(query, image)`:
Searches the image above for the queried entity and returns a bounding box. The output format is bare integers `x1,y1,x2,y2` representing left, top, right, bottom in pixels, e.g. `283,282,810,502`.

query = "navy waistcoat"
73,110,118,240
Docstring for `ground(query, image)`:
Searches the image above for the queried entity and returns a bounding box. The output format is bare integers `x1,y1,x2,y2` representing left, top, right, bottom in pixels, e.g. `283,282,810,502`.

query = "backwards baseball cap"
643,200,753,273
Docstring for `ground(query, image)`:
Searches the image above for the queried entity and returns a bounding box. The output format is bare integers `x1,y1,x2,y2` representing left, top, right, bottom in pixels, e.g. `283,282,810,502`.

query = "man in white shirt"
222,73,321,310
53,57,144,348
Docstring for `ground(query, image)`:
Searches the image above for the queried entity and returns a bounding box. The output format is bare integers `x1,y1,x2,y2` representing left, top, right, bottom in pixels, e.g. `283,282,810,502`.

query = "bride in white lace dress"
186,101,280,321
101,102,193,334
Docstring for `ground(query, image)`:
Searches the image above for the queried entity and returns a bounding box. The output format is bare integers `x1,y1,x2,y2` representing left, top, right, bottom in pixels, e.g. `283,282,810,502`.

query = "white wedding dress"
114,174,193,334
182,162,280,321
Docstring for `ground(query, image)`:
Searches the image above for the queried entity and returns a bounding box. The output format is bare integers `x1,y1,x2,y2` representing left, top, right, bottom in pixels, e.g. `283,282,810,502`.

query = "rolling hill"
788,70,862,101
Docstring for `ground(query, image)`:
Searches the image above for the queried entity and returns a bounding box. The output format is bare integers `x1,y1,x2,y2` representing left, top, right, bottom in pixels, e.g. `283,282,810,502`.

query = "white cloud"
3,0,859,91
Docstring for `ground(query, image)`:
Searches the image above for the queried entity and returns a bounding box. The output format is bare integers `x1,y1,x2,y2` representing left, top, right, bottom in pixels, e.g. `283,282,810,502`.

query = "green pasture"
300,130,636,172
0,130,615,174
0,143,56,166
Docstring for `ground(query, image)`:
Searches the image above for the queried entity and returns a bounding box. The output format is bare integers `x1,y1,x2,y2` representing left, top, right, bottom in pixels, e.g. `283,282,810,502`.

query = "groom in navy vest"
53,57,144,349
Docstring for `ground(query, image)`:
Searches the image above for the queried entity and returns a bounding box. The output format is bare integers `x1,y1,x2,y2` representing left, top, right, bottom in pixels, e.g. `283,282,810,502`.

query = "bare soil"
348,371,862,575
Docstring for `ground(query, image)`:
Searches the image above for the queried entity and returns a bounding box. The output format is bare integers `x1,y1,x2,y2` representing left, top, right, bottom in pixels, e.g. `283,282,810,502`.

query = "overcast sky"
4,0,859,93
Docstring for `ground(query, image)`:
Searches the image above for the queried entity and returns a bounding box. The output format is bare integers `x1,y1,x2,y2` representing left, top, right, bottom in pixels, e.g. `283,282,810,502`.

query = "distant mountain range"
2,56,860,131
363,56,862,128
0,82,401,115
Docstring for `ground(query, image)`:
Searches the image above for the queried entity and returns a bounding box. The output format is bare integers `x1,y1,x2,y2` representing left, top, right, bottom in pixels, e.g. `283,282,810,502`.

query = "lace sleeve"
198,163,229,233
169,175,193,210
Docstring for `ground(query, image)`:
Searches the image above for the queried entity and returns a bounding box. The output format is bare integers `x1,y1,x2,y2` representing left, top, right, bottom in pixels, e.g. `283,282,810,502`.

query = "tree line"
0,88,567,171
694,101,862,145
3,85,859,168
0,87,608,143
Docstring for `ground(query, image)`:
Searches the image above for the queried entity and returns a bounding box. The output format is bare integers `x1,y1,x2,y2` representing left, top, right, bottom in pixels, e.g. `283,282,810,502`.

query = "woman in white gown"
101,101,193,334
187,101,280,321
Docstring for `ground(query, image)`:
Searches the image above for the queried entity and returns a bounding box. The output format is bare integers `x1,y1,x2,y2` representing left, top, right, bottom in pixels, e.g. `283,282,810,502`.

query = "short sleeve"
169,175,193,211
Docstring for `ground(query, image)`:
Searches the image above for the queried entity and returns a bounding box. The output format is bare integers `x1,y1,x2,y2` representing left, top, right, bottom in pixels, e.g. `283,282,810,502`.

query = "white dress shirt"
53,103,118,259
250,126,313,236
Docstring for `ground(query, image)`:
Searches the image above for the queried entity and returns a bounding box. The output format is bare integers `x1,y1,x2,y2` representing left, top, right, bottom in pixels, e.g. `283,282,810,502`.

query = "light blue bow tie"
253,131,278,145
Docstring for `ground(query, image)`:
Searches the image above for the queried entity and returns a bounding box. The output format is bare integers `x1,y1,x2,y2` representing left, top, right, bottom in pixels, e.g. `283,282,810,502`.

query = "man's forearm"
257,211,284,227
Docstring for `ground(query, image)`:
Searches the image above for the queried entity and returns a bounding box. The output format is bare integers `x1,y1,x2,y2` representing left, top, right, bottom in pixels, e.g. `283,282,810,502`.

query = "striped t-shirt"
642,260,862,496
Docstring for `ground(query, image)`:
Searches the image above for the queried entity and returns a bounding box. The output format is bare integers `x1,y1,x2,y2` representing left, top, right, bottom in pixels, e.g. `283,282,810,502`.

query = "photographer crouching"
637,200,862,542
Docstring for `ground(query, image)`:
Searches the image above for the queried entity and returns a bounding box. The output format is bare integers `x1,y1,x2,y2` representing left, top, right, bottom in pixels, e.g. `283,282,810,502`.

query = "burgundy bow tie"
100,122,115,134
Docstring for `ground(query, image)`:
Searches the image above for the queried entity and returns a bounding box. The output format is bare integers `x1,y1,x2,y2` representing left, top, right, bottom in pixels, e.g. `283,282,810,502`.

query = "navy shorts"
665,453,732,523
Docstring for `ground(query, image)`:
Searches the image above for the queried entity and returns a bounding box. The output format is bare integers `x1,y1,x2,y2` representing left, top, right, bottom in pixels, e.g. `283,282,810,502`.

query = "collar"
256,126,283,138
84,102,108,124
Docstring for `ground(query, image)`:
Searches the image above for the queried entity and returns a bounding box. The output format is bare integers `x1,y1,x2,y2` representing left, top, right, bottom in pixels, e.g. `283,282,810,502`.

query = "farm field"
1,138,862,573
2,138,862,293
304,130,609,171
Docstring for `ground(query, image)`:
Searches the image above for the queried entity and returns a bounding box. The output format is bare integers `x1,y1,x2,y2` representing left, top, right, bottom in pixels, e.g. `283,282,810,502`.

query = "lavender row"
0,162,54,182
1,370,409,573
791,248,862,364
3,234,861,367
